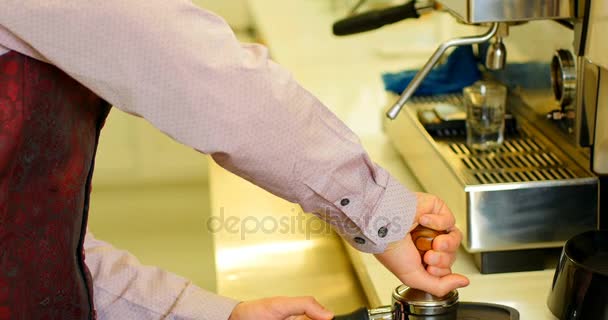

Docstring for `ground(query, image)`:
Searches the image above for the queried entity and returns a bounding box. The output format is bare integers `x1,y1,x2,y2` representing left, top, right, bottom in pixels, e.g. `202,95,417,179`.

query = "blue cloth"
382,45,481,96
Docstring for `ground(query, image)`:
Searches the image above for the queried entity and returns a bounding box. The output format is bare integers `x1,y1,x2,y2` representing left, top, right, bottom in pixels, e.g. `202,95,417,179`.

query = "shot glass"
463,81,507,151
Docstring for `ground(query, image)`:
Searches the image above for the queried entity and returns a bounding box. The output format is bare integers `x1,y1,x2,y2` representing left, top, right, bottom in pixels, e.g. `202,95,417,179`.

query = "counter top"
239,1,560,318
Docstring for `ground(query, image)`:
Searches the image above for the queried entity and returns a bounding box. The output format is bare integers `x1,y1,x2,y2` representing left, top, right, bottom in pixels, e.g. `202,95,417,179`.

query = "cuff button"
354,237,366,245
378,226,388,238
340,198,350,206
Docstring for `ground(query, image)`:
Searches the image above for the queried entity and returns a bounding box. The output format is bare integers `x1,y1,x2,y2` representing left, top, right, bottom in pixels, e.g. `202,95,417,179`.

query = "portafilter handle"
333,307,371,320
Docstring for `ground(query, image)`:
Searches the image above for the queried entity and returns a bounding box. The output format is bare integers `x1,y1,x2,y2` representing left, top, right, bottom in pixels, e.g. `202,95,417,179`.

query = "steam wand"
386,23,499,120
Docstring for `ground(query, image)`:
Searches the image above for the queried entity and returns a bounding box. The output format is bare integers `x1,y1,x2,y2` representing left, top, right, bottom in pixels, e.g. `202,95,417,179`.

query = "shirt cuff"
303,167,417,254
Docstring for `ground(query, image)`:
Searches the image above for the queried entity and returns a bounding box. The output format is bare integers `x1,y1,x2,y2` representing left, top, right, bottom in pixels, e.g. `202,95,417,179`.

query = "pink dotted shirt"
0,1,416,318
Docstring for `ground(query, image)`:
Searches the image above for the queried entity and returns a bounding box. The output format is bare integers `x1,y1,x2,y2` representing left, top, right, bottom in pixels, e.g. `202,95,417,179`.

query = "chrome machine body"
384,0,607,273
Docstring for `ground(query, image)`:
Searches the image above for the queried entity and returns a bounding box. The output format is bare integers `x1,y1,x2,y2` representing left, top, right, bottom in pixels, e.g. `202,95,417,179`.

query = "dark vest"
0,50,110,319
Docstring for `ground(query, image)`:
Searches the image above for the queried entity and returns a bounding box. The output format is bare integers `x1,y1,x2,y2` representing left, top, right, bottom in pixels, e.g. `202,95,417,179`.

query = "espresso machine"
335,0,606,274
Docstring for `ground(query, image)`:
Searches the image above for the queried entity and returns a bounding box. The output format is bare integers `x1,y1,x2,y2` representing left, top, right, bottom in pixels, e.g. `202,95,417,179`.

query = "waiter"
0,1,468,319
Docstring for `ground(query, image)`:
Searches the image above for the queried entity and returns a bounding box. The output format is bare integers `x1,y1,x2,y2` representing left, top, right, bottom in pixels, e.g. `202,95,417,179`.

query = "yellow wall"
89,108,217,291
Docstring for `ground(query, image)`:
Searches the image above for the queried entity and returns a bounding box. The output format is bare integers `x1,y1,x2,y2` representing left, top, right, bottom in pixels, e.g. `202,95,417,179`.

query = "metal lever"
386,22,499,119
333,307,370,320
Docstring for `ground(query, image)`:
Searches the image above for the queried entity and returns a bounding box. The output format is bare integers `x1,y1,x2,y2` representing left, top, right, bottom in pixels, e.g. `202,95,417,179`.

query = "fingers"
377,230,470,298
271,296,333,320
415,193,456,232
424,250,456,269
419,212,455,231
424,230,461,270
432,230,462,253
426,266,452,277
416,192,452,216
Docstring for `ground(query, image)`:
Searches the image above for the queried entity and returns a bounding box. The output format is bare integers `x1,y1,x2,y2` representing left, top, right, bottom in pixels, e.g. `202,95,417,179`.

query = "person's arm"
83,231,239,319
0,0,413,253
85,231,335,320
0,0,466,296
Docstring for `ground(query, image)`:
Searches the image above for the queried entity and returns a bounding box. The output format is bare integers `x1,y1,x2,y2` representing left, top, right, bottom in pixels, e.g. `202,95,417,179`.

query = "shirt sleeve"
83,231,239,320
0,0,416,253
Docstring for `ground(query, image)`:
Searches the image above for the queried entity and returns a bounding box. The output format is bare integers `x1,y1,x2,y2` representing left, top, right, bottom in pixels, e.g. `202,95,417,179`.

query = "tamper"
335,225,459,320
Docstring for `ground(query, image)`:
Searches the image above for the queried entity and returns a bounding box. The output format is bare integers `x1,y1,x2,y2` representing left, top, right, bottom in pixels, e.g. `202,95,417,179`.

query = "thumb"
274,297,334,320
403,271,470,297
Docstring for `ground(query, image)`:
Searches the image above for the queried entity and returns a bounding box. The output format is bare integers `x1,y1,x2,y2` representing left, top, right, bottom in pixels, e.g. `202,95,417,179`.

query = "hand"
228,296,334,320
374,192,470,297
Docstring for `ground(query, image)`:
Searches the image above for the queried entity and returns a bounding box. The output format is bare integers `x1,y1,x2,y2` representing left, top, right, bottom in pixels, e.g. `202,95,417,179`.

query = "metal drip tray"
408,94,594,187
442,137,583,185
383,94,598,261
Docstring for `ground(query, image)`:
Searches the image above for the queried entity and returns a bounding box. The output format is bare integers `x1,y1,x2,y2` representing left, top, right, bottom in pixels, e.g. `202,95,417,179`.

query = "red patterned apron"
0,50,110,319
